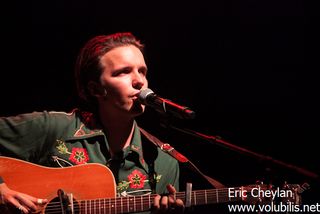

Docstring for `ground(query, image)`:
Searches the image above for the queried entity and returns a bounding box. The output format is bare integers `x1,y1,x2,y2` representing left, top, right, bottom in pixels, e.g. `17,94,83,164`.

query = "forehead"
100,45,145,68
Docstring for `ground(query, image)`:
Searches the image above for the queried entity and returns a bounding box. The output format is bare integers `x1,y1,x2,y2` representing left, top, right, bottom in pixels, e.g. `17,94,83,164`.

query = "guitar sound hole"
44,197,80,214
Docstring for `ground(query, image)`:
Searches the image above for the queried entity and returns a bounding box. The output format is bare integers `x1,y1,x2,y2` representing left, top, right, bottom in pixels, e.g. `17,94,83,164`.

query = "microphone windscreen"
138,88,154,102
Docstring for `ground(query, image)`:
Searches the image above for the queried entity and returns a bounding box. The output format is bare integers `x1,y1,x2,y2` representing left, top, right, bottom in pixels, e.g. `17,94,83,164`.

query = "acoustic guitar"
0,156,301,213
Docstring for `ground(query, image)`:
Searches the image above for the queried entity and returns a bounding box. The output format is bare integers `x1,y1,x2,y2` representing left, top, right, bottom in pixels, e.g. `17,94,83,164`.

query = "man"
0,32,184,213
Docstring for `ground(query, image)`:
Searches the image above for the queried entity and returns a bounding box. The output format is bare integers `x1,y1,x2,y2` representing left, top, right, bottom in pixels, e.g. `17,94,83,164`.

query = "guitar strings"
41,186,293,213
41,189,252,213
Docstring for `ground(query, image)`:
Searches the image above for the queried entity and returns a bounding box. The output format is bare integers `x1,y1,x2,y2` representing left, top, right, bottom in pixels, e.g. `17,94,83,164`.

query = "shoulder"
46,108,93,124
0,109,78,122
0,108,87,133
46,108,78,119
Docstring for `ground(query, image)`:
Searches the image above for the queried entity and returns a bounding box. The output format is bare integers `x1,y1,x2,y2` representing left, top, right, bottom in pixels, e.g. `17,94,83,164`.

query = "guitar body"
0,156,116,200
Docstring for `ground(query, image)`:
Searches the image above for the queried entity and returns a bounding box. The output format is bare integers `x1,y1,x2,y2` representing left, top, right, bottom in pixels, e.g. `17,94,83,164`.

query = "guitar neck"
75,188,241,214
176,188,242,206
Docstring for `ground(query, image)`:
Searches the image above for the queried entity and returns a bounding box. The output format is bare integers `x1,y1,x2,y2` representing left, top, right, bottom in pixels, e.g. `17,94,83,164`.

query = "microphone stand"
162,122,319,182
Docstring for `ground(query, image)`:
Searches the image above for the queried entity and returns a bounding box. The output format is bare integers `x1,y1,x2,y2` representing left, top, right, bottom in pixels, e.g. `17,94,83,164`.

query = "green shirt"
0,109,179,212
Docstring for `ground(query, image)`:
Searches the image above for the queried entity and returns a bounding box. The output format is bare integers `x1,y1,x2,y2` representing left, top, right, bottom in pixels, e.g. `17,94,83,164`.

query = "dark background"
2,0,319,208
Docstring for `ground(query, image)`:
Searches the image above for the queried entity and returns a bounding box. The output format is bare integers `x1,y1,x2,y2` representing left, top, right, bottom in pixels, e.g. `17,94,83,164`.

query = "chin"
130,103,145,116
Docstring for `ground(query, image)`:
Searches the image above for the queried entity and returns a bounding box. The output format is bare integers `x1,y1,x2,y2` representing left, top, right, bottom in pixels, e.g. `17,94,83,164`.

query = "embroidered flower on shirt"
69,147,89,165
117,180,131,192
55,140,89,165
154,174,162,183
56,140,70,154
117,171,162,192
128,169,147,189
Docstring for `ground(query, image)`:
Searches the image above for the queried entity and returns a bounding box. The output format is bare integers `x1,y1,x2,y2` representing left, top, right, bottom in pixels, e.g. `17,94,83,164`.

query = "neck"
99,109,135,156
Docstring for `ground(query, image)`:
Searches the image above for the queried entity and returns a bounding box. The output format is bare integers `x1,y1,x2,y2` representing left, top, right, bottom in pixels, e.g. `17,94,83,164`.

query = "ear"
87,81,106,98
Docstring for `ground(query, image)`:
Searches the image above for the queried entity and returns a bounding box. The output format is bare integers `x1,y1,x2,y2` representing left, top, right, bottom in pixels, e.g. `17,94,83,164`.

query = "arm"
0,112,51,161
0,112,56,213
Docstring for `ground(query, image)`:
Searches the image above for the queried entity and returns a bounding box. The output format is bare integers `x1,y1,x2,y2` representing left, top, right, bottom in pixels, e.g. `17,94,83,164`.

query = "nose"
132,70,145,89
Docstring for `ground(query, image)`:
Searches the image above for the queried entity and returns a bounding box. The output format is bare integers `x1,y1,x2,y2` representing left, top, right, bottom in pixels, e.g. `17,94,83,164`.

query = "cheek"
104,80,131,98
143,78,148,87
102,78,128,91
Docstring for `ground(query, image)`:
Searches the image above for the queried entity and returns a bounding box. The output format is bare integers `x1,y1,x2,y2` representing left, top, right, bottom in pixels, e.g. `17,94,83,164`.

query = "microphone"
138,88,195,119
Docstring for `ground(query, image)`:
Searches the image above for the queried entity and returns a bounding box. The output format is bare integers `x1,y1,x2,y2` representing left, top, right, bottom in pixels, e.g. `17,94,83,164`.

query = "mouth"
132,91,142,100
132,96,145,107
131,95,141,105
131,88,148,104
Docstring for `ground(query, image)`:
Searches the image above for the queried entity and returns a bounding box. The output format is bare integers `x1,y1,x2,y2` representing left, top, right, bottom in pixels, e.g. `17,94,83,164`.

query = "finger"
175,198,184,207
8,199,29,214
16,193,38,211
21,204,31,214
37,198,48,205
0,194,4,205
168,195,175,204
160,195,169,211
27,195,48,205
152,194,161,213
168,191,176,205
166,184,177,206
175,199,185,213
20,194,48,211
166,184,176,194
168,193,184,213
166,185,185,213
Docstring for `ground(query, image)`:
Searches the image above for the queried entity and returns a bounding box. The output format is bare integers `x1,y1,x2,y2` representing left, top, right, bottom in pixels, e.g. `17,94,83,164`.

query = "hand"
0,183,48,213
152,184,184,213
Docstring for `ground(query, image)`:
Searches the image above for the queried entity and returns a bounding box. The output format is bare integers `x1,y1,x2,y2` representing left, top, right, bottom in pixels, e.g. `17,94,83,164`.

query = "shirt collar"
64,110,148,170
67,109,104,140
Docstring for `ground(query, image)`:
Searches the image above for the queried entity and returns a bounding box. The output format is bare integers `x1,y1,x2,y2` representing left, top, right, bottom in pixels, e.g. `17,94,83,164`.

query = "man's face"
98,45,148,117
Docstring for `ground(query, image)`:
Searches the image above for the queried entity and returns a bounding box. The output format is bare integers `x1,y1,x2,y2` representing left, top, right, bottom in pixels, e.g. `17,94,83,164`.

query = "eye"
112,68,131,76
139,67,148,76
